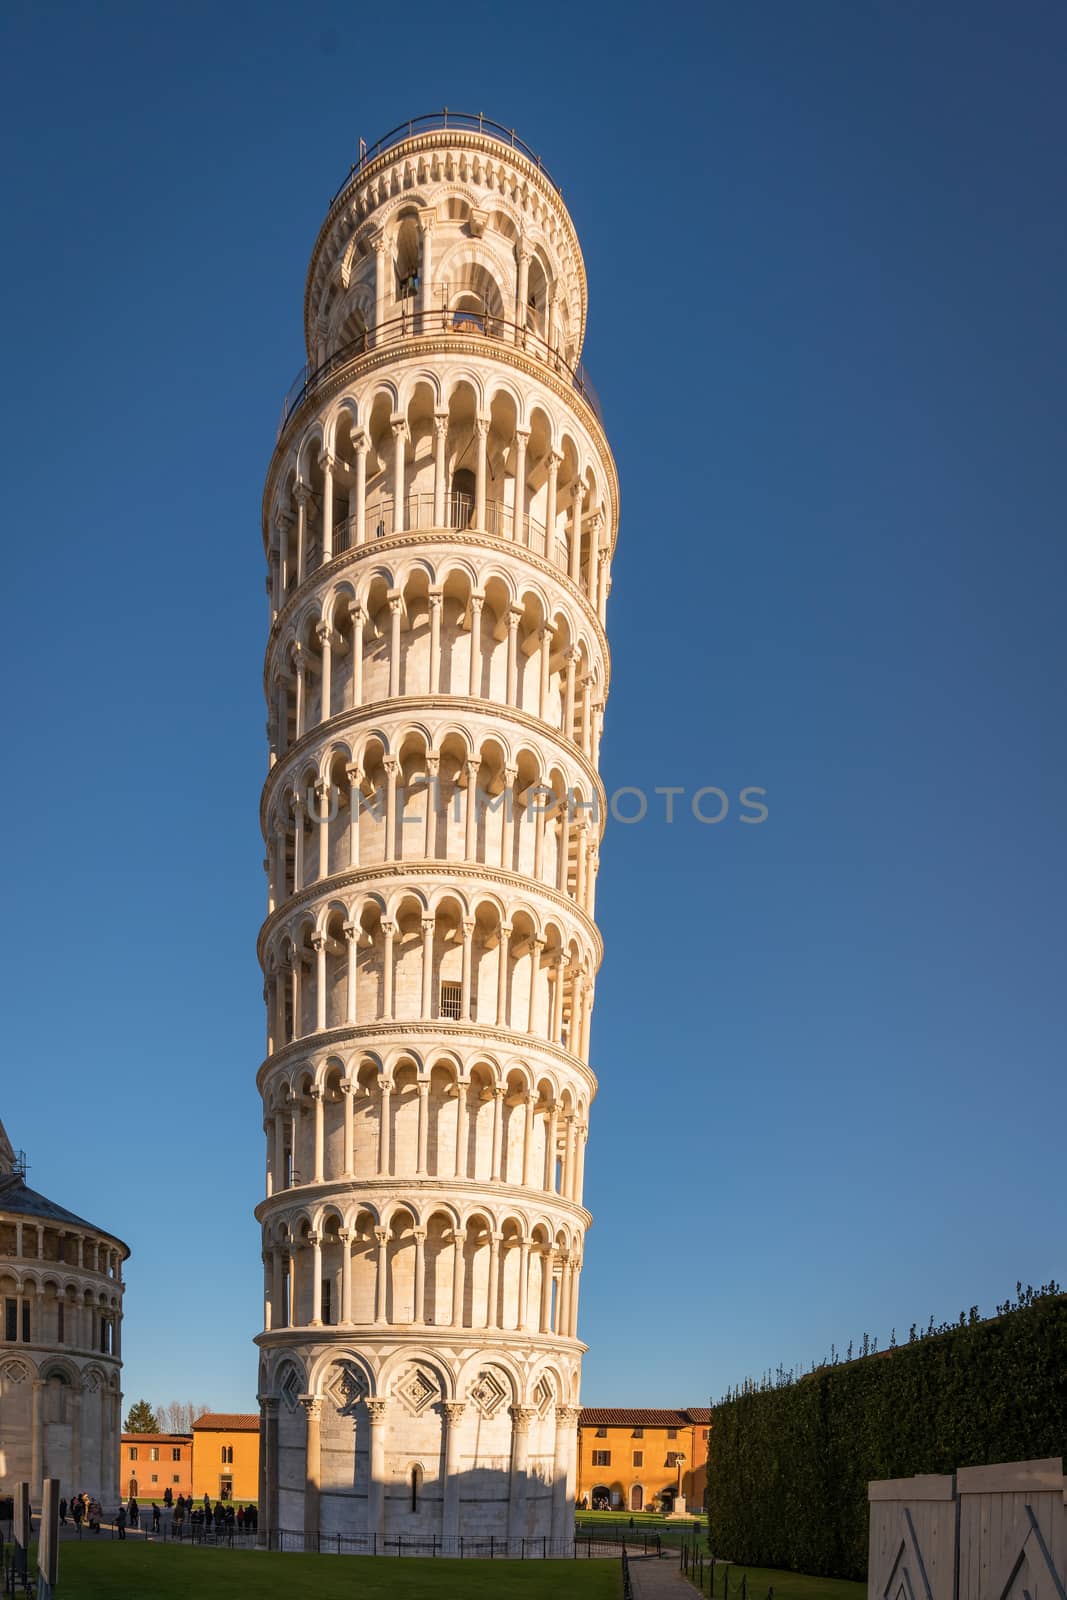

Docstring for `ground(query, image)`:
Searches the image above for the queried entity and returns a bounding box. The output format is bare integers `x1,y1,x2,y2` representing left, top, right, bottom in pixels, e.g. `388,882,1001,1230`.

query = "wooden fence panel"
869,1459,1067,1600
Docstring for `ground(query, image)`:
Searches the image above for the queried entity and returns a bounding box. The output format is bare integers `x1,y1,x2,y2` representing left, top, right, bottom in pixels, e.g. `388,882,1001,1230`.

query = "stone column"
418,209,435,332
373,233,389,339
413,1228,427,1323
544,1103,558,1192
390,418,407,530
551,955,566,1043
450,1227,466,1326
423,754,439,856
381,919,396,1020
522,1093,536,1187
294,482,309,583
495,923,511,1026
30,1378,43,1492
474,414,490,530
460,919,475,1022
513,427,529,539
316,625,334,724
432,413,448,525
514,243,530,339
274,1110,286,1190
263,1396,280,1548
428,588,443,692
301,1396,322,1548
486,1229,502,1327
312,939,327,1032
366,1398,388,1546
539,1247,555,1333
441,1402,466,1541
416,1080,430,1174
291,791,306,892
383,757,398,860
387,595,403,699
454,1082,470,1179
527,939,544,1033
345,763,362,866
343,922,359,1025
339,1228,352,1323
563,648,577,742
551,1406,579,1539
507,1406,536,1544
420,917,435,1016
490,1089,505,1182
467,594,483,696
569,1259,582,1337
257,1397,268,1537
506,607,522,705
463,760,480,859
517,1238,531,1329
319,451,335,560
272,1247,285,1324
570,481,584,584
353,435,368,545
538,625,553,719
310,1233,323,1325
310,1084,324,1179
544,451,562,564
374,1229,388,1323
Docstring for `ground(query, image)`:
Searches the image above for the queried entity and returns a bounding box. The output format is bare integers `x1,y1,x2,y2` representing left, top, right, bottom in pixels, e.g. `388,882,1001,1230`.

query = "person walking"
116,1505,127,1541
152,1502,160,1531
59,1497,68,1526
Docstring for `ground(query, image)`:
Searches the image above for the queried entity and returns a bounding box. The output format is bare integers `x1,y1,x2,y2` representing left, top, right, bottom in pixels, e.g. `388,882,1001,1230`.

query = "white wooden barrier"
868,1458,1067,1600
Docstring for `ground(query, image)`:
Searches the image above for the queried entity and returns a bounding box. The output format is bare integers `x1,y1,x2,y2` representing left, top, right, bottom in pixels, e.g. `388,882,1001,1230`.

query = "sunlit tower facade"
254,112,618,1550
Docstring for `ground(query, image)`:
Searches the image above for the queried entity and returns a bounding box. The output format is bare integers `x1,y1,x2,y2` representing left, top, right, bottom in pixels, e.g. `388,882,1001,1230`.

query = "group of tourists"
53,1490,258,1539
58,1493,102,1532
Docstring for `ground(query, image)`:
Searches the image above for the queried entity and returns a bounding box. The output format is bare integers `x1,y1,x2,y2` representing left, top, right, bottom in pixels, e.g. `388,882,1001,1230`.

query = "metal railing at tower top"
329,111,560,209
278,306,602,437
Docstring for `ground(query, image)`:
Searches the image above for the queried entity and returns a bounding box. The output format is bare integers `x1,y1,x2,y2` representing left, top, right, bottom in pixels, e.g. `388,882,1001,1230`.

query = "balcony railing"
278,307,601,437
328,111,561,211
289,492,554,593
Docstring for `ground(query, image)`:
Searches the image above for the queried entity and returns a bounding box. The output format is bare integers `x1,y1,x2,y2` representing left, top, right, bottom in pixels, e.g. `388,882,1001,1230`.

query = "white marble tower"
254,113,618,1552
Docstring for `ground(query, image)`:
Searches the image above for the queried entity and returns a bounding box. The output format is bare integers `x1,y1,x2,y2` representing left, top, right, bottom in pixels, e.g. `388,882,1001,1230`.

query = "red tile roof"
120,1434,192,1444
683,1408,712,1424
579,1408,696,1429
191,1413,260,1432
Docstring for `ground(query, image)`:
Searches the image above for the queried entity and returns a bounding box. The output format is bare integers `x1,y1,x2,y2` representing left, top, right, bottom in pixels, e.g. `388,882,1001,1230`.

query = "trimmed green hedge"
707,1290,1067,1581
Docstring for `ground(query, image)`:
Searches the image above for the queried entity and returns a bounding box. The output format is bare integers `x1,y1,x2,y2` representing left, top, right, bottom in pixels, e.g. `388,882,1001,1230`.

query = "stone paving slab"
629,1552,698,1597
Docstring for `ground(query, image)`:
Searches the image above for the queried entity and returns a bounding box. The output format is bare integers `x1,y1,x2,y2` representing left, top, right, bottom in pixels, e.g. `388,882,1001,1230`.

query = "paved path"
628,1552,698,1598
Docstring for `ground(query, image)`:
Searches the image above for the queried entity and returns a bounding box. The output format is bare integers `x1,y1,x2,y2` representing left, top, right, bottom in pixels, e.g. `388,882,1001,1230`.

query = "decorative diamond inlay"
469,1368,508,1419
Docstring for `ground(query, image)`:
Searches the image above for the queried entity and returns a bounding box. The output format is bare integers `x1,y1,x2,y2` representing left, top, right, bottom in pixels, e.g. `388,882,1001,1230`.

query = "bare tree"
155,1401,211,1434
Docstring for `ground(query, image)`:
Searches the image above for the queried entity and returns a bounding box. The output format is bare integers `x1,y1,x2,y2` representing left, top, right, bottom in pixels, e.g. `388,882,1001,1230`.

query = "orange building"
120,1433,193,1501
577,1408,711,1514
191,1413,260,1503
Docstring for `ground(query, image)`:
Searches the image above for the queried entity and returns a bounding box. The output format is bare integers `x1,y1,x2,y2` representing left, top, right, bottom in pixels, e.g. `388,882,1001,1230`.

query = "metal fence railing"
279,306,602,437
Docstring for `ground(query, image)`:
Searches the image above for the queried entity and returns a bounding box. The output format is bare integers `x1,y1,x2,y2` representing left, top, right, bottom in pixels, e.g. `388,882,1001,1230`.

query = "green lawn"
57,1539,622,1599
686,1557,866,1600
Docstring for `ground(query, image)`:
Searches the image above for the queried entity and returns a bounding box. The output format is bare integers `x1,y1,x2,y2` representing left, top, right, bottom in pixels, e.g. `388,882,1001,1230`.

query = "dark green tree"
123,1398,160,1433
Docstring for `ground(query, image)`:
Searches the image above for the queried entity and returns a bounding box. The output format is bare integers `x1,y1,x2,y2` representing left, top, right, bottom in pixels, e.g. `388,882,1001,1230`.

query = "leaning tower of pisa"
254,113,618,1552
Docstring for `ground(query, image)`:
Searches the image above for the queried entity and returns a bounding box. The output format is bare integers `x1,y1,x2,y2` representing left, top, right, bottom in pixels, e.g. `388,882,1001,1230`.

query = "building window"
411,1465,423,1512
440,982,461,1020
4,1300,17,1342
221,1445,234,1465
632,1427,644,1438
129,1447,139,1462
702,1429,709,1440
322,1279,332,1326
172,1447,182,1461
595,1427,607,1438
172,1475,180,1484
633,1451,644,1467
149,1448,159,1461
150,1474,158,1484
592,1450,611,1467
21,1302,30,1342
57,1302,65,1343
666,1451,682,1468
667,1428,678,1440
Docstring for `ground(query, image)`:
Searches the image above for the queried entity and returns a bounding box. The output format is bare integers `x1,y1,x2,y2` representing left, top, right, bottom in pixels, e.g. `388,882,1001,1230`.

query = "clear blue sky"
2,0,1064,1415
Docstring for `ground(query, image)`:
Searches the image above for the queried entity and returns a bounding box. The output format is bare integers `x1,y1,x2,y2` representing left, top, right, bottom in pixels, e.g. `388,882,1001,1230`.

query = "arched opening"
630,1484,644,1511
451,467,475,529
